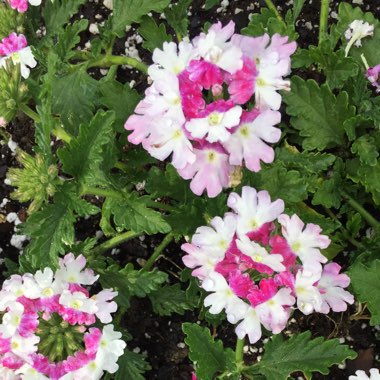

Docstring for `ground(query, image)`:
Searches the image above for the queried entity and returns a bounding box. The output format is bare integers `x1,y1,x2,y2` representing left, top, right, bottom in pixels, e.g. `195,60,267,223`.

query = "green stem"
264,0,285,25
91,230,142,256
19,103,73,143
319,0,330,45
341,191,380,230
86,55,148,73
19,103,41,123
141,232,174,271
235,338,245,365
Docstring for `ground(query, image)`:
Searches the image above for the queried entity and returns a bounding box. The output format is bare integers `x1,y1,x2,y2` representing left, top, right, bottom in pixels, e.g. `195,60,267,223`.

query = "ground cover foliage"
0,0,379,378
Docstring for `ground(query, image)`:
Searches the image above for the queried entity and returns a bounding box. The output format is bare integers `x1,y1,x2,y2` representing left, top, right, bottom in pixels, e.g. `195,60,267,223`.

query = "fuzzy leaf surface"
247,331,356,379
138,16,172,52
59,111,115,186
115,350,151,380
165,0,192,36
350,259,380,325
183,323,237,380
112,0,170,37
52,69,99,132
284,76,355,151
43,0,86,35
149,284,197,316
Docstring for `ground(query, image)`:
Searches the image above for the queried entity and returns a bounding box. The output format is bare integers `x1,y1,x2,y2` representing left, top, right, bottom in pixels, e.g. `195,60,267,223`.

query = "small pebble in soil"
177,342,186,349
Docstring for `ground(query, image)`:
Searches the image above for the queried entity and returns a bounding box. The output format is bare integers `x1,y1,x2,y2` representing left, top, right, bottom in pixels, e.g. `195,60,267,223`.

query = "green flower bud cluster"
7,150,61,213
36,312,85,363
0,2,24,40
0,61,29,122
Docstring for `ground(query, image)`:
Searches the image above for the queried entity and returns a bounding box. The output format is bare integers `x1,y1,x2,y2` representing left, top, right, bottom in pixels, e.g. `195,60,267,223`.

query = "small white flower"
59,290,98,314
236,235,285,272
345,20,374,57
185,106,242,143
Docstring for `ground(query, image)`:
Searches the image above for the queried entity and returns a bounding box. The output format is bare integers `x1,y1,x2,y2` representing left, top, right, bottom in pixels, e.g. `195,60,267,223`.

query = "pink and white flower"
317,263,354,313
125,23,295,197
182,186,353,343
278,214,330,274
8,0,41,13
0,33,37,79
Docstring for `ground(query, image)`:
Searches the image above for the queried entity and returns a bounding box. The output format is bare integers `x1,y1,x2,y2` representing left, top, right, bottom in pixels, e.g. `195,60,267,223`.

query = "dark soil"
1,1,380,379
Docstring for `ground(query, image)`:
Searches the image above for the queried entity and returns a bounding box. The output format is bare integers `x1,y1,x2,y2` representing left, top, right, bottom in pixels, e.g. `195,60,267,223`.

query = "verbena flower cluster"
0,32,36,79
349,368,380,380
0,253,125,379
125,22,296,197
182,186,354,344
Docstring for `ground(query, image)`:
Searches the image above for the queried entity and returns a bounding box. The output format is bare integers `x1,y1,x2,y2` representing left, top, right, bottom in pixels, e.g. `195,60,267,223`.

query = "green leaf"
100,266,168,308
115,349,151,380
100,80,141,132
351,135,379,166
165,0,192,37
276,145,336,174
242,7,297,40
58,111,115,186
346,159,380,205
244,162,308,204
112,0,171,37
53,19,89,62
284,76,355,151
350,260,380,325
20,201,75,272
117,193,171,235
246,331,357,380
149,283,197,316
183,323,237,380
292,0,306,23
312,160,344,209
324,53,359,90
42,0,86,36
146,165,192,202
52,69,99,132
138,15,172,53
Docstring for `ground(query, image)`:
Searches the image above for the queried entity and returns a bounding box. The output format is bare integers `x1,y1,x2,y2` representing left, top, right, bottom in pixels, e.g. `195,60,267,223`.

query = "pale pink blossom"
224,109,281,171
92,290,118,324
142,116,195,170
278,214,330,274
317,263,354,313
255,287,295,334
366,64,380,92
182,243,224,280
178,143,233,197
55,253,99,286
